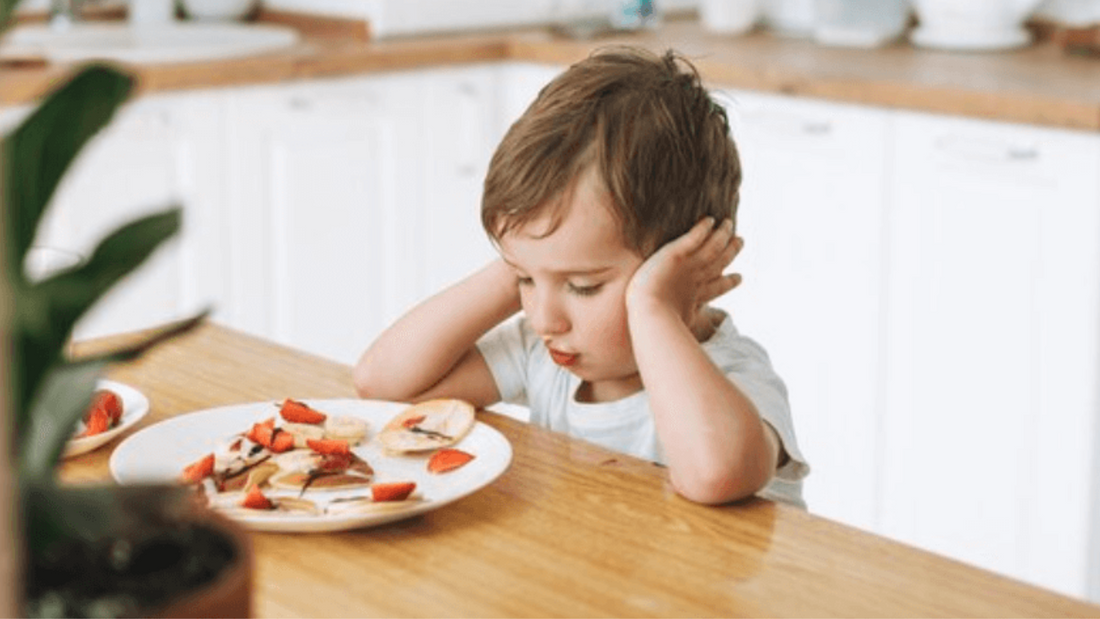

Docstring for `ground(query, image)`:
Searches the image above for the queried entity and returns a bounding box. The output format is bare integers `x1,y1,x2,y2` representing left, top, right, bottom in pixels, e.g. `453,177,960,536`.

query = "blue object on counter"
610,0,661,30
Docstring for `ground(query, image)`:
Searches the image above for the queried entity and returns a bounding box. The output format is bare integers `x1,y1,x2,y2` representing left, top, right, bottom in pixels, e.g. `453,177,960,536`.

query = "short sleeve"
476,316,535,407
725,338,810,484
705,315,811,506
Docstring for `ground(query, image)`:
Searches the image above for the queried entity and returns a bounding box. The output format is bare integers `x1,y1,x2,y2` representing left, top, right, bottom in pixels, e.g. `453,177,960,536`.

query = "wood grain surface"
58,322,1100,617
5,14,1100,130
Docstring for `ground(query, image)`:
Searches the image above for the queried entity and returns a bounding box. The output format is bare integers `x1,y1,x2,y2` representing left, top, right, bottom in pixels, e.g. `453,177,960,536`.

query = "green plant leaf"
12,207,182,429
2,64,134,274
20,359,110,480
19,310,209,480
0,0,16,33
37,207,182,336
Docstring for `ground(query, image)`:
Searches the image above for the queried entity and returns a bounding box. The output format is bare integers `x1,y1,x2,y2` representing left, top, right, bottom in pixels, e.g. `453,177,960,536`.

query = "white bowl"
700,0,761,34
181,0,257,21
911,0,1046,50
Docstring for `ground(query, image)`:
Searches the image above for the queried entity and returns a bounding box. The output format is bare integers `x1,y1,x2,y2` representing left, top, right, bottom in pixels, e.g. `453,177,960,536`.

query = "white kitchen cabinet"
224,73,421,365
4,92,226,341
716,89,890,533
223,65,504,366
416,64,502,297
882,111,1100,599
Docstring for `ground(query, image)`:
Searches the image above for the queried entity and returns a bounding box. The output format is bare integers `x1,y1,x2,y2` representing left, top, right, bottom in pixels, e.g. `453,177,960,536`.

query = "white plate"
63,380,150,459
109,399,513,533
910,25,1032,51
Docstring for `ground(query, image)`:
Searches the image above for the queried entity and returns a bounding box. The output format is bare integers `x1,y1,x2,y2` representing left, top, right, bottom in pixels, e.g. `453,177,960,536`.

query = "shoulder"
701,308,775,371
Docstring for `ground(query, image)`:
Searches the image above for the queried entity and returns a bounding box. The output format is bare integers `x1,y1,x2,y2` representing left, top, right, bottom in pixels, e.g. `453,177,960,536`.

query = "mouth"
548,348,578,367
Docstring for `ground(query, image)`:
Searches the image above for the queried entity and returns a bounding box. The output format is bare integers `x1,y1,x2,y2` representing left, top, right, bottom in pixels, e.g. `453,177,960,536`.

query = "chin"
570,365,638,385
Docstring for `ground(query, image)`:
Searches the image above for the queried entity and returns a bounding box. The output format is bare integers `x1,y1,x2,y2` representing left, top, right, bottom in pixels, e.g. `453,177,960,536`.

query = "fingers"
702,219,735,256
673,216,719,255
698,272,742,304
674,217,739,261
699,232,743,304
696,220,738,279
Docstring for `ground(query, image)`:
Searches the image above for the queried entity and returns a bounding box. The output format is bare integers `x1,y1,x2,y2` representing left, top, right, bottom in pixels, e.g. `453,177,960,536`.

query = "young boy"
355,47,809,507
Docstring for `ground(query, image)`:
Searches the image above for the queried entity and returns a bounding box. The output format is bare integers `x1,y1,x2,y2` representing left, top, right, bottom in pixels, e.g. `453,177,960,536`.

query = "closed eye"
568,283,603,297
516,276,534,287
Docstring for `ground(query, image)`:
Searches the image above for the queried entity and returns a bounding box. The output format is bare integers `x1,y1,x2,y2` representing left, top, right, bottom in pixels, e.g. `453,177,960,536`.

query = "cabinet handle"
933,135,1040,163
737,109,833,136
286,93,379,114
289,96,313,111
802,121,832,135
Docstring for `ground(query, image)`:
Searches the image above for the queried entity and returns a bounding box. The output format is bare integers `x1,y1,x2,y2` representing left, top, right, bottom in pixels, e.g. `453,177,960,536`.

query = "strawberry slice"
88,390,123,427
241,484,275,510
401,415,427,429
427,448,475,474
181,453,215,484
306,438,350,456
317,453,352,471
270,429,296,453
371,481,416,502
279,398,327,424
80,406,111,437
246,417,276,446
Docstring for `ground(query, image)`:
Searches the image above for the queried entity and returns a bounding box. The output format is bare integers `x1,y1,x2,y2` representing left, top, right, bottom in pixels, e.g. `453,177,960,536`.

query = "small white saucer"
910,25,1032,51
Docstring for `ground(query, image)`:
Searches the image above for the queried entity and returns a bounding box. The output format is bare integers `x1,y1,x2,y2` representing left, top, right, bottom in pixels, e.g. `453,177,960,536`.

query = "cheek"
585,291,632,350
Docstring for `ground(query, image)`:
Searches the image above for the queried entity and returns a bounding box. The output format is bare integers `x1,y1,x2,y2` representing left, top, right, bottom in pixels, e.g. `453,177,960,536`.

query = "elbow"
669,454,774,506
352,354,396,400
352,359,376,399
353,353,425,402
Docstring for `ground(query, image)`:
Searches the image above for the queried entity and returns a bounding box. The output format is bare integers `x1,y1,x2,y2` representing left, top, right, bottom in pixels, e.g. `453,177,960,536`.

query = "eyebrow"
500,257,614,277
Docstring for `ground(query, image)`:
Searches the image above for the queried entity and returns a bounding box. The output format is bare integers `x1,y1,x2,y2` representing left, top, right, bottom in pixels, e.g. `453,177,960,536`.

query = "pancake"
268,450,375,492
325,495,423,516
378,399,475,453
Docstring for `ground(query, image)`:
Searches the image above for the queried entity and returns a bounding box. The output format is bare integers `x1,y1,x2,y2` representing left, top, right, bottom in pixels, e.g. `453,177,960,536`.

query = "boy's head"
482,46,742,256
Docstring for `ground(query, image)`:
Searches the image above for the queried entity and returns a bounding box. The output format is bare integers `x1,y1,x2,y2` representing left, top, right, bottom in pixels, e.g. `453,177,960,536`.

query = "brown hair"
482,46,742,254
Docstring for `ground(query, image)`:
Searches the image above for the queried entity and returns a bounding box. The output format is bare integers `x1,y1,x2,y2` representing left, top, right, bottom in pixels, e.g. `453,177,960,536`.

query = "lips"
548,348,578,367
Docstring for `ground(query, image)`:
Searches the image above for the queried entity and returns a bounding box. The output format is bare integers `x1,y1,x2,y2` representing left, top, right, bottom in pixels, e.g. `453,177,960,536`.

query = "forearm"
353,259,520,401
629,302,777,504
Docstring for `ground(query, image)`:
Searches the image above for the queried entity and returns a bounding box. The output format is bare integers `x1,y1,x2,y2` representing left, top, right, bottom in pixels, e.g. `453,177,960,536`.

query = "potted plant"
1,1,252,616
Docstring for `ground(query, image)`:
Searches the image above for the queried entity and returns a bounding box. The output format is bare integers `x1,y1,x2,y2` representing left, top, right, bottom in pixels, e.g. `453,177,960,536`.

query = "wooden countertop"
4,13,1100,131
60,322,1100,617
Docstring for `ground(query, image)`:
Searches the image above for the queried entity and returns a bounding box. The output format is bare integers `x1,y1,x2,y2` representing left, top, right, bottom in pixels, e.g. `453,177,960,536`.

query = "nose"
525,288,570,337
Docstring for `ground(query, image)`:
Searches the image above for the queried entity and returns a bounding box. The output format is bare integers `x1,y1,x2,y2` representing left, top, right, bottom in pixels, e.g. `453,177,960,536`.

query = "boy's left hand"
626,217,743,325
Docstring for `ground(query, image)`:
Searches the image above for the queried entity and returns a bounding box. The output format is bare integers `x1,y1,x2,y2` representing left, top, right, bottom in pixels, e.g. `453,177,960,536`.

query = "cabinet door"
226,74,420,365
417,64,502,296
717,90,889,532
497,62,562,139
883,111,1100,599
26,93,225,341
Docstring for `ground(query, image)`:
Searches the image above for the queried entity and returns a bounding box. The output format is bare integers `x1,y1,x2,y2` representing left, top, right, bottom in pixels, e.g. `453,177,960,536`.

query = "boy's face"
497,167,645,400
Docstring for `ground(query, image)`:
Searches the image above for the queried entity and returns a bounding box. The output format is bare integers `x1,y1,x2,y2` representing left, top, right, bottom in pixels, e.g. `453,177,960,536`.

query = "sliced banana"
272,449,320,474
281,421,325,448
242,461,280,493
323,415,369,444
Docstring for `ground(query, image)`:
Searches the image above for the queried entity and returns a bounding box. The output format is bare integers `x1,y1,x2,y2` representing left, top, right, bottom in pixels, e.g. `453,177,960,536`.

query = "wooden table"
62,323,1100,617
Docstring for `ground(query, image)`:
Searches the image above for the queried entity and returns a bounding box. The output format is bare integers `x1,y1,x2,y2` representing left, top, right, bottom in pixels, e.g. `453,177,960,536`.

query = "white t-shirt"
476,309,810,508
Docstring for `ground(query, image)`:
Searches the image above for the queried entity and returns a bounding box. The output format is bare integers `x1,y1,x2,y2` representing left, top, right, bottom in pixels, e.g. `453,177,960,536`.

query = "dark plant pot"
22,483,252,618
